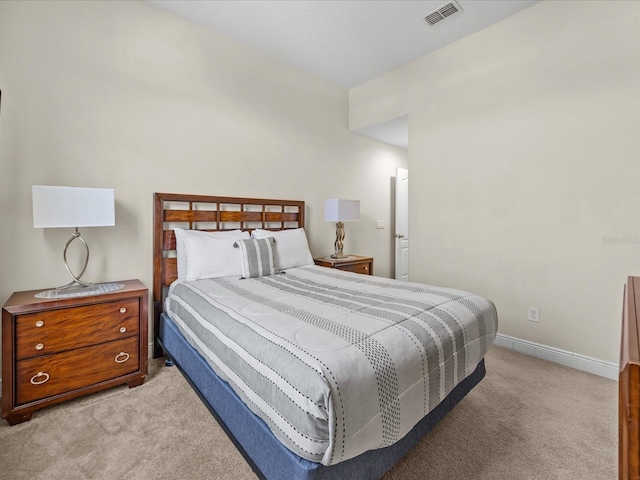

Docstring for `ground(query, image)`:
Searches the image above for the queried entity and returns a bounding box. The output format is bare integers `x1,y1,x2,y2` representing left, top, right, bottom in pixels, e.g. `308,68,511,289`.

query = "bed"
152,193,498,479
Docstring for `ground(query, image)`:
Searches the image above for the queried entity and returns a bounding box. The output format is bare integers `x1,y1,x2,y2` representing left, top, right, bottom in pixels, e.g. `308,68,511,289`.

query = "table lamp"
324,199,360,259
32,185,115,292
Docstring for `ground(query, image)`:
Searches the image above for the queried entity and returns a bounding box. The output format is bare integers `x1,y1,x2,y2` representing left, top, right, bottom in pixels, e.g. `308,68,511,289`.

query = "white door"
395,168,409,281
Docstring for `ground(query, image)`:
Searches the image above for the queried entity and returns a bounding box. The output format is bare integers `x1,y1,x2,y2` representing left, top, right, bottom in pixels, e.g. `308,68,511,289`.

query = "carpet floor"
0,346,617,479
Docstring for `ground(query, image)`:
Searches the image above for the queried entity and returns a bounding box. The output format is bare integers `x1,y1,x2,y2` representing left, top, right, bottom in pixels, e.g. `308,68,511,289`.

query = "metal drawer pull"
35,343,44,351
30,372,50,385
119,327,127,333
35,320,44,328
114,352,130,363
119,307,127,314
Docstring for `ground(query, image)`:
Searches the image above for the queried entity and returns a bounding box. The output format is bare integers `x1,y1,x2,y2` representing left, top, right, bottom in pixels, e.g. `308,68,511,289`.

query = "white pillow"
175,228,248,280
251,228,314,270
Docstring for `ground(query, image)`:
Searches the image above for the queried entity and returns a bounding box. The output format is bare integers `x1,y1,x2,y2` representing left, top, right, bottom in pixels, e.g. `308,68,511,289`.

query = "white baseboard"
493,333,617,381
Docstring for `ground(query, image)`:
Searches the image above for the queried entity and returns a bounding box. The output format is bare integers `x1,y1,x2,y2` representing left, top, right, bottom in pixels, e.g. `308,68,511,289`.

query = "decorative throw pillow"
234,237,277,278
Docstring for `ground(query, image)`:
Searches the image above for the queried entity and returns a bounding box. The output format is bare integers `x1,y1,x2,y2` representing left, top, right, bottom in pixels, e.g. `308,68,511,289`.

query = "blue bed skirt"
159,313,486,480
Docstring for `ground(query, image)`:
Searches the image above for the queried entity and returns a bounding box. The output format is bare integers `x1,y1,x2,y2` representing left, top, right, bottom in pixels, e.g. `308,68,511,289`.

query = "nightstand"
2,279,148,425
314,255,373,275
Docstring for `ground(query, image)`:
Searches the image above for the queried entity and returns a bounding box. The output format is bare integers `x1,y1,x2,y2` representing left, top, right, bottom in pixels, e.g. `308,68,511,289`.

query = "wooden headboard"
621,276,640,480
152,193,305,358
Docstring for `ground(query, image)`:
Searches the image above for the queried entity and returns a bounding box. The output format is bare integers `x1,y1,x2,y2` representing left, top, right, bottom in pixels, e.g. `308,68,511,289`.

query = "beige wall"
349,0,640,363
0,0,407,373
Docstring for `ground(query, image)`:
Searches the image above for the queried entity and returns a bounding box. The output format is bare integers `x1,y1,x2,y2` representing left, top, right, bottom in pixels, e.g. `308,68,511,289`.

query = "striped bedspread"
165,265,498,466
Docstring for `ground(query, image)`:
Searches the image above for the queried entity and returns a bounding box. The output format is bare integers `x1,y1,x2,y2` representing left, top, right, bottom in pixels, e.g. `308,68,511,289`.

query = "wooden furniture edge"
621,275,640,480
314,255,371,264
313,255,373,275
2,307,16,422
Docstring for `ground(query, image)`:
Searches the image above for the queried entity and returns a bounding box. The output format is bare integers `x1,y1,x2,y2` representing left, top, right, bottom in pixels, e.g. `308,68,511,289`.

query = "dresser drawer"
15,336,139,405
15,298,139,360
339,262,371,275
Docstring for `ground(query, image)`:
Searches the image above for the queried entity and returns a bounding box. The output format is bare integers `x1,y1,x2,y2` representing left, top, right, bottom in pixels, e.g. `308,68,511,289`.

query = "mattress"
165,265,498,466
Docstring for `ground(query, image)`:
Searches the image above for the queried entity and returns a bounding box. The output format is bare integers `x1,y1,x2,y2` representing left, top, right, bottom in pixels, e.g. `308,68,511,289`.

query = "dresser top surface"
2,279,147,313
314,255,372,265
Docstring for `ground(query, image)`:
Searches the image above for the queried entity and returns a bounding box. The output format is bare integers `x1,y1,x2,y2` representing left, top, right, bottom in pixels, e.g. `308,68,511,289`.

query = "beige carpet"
0,347,617,479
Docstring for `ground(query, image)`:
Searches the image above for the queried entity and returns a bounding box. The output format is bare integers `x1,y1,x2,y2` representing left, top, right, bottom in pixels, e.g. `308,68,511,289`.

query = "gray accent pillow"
234,237,277,278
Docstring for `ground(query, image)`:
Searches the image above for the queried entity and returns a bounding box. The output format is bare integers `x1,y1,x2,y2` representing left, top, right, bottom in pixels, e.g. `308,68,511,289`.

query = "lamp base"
56,281,99,293
62,228,93,287
57,279,95,291
332,221,346,259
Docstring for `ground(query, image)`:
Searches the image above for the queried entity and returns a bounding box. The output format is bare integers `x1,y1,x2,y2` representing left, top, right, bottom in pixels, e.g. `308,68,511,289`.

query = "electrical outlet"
528,307,540,323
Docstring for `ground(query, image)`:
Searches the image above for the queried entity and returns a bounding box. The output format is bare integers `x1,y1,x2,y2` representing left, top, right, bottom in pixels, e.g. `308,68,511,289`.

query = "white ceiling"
146,0,540,148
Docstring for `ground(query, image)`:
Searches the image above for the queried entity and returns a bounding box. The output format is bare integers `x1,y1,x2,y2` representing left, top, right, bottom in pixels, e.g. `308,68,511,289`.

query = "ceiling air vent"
424,1,463,26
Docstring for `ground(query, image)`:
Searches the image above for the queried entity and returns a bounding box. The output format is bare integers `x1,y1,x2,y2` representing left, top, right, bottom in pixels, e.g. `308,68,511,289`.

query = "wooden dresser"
314,255,373,275
2,279,148,425
621,276,640,479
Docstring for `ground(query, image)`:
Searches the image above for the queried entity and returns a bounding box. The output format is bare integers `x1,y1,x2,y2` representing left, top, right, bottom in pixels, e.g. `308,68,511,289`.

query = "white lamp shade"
32,186,115,228
324,199,360,222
